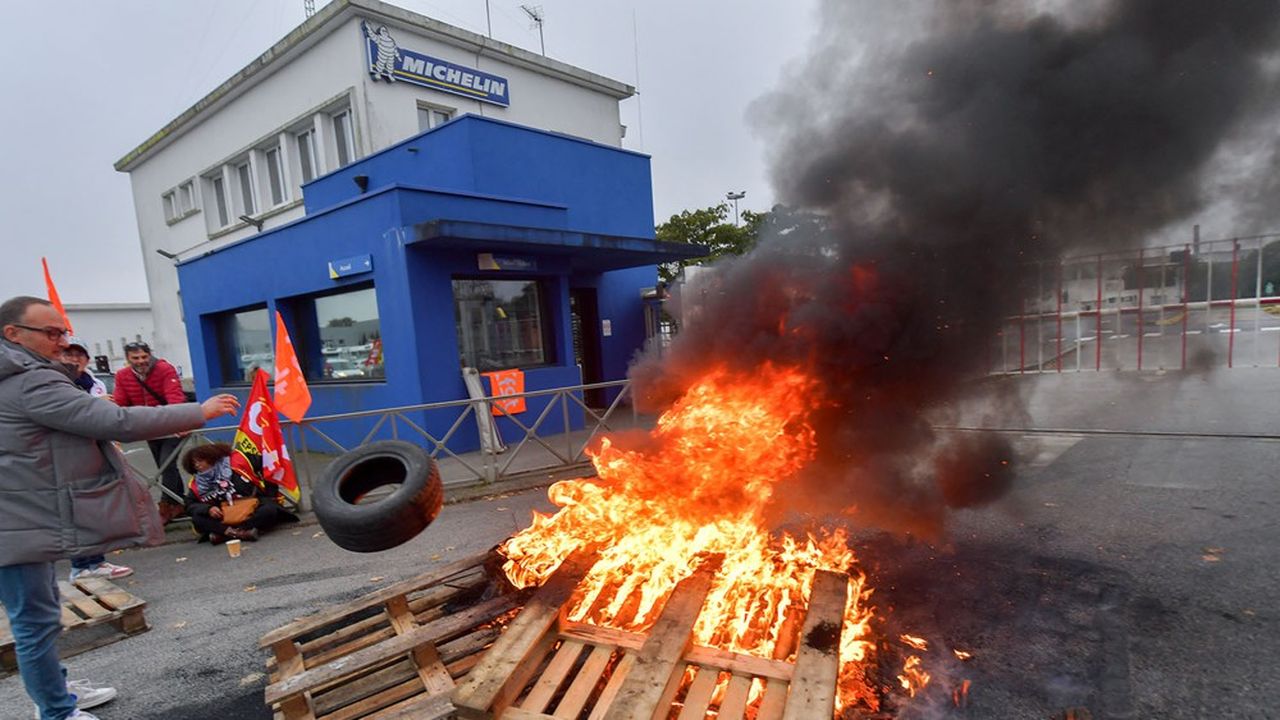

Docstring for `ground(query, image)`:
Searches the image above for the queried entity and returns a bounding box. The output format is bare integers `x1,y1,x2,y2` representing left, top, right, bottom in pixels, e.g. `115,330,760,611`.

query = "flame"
898,655,931,697
501,365,923,713
900,634,929,651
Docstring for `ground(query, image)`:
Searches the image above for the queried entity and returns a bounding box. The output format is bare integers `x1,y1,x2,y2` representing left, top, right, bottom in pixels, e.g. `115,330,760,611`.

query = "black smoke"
631,0,1280,536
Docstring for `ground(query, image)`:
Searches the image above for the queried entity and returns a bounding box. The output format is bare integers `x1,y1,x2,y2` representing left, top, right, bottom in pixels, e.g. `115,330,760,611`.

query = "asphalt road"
1,368,1277,719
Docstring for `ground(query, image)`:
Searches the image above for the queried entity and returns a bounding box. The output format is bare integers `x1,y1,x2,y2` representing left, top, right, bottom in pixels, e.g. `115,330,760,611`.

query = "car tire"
312,440,443,553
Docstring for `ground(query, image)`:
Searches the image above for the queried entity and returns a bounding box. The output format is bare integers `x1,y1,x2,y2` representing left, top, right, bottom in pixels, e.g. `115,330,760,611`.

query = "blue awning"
411,219,708,272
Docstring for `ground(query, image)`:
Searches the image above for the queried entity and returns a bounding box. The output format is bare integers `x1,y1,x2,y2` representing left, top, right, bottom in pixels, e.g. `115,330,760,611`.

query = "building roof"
113,0,635,173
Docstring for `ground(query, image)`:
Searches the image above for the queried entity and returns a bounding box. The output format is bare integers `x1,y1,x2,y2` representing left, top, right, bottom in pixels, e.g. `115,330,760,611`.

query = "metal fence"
992,234,1280,373
135,379,644,510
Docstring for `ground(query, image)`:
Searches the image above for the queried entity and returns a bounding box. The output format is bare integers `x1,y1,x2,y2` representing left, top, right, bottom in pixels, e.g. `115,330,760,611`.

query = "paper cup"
226,539,242,558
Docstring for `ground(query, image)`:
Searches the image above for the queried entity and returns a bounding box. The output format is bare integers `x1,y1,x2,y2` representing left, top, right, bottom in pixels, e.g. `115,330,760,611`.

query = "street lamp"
726,190,746,226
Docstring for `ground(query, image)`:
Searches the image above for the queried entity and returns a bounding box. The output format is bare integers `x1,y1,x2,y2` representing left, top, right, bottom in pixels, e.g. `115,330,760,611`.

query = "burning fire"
501,365,931,713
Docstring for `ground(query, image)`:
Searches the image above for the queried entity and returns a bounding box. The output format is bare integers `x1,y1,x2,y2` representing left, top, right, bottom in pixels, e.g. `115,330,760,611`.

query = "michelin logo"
363,21,401,82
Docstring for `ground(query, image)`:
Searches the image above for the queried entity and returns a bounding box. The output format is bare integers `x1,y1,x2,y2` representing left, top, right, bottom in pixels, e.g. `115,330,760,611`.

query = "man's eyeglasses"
13,324,70,342
124,342,151,353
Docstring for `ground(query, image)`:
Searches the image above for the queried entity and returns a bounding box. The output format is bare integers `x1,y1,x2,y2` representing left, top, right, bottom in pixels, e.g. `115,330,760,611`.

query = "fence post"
296,423,313,513
1056,262,1063,373
1229,239,1239,368
1137,248,1144,371
1096,253,1103,371
1182,243,1190,371
562,390,572,460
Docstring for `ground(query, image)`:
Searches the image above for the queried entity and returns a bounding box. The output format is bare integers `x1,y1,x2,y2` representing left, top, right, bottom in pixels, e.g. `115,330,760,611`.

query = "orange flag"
232,369,300,503
41,258,73,334
273,311,311,424
483,369,526,416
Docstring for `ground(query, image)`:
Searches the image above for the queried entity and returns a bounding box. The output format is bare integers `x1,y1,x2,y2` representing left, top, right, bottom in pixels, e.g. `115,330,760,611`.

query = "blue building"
177,115,704,448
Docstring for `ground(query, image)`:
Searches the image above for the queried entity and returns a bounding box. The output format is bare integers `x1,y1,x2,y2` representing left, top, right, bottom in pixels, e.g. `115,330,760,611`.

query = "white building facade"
115,0,633,378
63,303,155,373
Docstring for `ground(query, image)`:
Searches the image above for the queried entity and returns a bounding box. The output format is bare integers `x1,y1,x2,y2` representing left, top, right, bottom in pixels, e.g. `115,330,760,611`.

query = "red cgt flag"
231,369,300,503
273,311,311,424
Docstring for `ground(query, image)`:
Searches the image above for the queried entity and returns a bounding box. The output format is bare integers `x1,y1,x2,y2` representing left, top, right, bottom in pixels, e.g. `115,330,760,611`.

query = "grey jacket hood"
0,340,208,565
0,340,75,383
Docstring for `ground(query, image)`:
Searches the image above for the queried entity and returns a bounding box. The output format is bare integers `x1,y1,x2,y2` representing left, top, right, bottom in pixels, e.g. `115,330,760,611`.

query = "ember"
500,365,930,714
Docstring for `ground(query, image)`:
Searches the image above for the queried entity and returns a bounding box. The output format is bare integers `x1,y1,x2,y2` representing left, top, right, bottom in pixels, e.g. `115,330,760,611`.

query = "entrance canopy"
411,219,706,273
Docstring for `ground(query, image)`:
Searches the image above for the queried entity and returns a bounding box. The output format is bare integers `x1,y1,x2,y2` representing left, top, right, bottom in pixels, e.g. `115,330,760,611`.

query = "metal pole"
1158,256,1166,370
1206,246,1213,333
1056,261,1063,373
1137,248,1145,371
1096,253,1103,371
1182,244,1190,371
1255,238,1264,366
485,0,493,37
1036,263,1044,372
1229,239,1239,368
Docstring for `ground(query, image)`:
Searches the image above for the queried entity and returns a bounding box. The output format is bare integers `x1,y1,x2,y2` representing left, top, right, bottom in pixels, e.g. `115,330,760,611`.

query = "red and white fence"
991,234,1280,373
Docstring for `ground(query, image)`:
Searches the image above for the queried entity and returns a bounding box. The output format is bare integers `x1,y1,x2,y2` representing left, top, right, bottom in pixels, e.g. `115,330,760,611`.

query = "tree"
327,316,355,327
655,203,763,282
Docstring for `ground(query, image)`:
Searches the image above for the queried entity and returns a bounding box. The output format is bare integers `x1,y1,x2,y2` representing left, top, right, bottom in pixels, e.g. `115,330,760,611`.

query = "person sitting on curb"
61,338,133,583
182,443,299,544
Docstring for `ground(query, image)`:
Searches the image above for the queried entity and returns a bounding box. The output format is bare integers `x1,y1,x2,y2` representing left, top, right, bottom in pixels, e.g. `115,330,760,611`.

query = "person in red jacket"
113,342,189,523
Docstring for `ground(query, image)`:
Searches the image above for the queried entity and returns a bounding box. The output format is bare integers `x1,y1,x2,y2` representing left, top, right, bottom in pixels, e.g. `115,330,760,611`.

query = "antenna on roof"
304,0,315,18
520,5,546,55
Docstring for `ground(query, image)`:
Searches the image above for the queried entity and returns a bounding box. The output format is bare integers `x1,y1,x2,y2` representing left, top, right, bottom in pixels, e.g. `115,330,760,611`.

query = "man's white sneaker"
70,562,133,582
68,679,117,709
32,680,116,719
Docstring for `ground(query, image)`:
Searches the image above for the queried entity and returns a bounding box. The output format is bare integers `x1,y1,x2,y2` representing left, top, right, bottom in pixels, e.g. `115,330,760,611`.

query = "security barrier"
134,379,643,510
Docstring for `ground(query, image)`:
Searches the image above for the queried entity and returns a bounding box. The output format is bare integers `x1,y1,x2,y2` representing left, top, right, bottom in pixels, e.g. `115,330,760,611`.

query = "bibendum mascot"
363,21,401,82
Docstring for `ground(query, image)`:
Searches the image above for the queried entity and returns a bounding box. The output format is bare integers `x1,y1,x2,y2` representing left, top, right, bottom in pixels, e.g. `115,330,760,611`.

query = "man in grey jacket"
0,296,240,720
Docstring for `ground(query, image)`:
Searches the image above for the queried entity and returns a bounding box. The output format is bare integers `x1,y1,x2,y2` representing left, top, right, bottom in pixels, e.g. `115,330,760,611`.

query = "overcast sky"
0,0,819,304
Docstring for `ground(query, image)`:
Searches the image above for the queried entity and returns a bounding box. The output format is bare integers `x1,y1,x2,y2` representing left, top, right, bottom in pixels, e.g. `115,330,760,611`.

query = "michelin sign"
363,21,510,107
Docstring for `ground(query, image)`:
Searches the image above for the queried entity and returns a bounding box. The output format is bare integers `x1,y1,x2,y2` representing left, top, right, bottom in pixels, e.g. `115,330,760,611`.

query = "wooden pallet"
453,558,850,720
261,549,526,720
0,576,148,674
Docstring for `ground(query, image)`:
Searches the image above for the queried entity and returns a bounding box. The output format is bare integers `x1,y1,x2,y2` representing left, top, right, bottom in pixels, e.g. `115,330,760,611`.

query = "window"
332,110,355,167
164,180,199,223
235,161,257,216
265,146,287,206
178,181,196,214
453,279,552,371
209,175,229,227
296,129,317,183
162,192,177,222
288,285,383,381
417,104,454,132
214,306,271,384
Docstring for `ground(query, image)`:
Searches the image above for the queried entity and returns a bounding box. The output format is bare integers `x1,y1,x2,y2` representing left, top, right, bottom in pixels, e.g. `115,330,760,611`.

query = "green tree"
655,203,764,282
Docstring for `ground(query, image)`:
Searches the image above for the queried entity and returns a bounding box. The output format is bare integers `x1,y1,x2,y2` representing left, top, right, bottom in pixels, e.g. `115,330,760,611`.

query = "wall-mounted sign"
328,254,373,279
601,319,612,337
483,369,526,416
363,21,511,107
477,253,537,272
